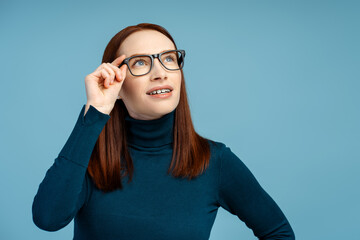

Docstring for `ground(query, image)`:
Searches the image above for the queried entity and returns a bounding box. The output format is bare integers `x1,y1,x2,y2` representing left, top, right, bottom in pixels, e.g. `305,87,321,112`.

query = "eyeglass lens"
128,50,183,76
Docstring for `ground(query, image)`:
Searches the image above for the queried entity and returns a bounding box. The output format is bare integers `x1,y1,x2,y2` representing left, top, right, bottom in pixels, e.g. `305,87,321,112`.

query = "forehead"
117,30,176,57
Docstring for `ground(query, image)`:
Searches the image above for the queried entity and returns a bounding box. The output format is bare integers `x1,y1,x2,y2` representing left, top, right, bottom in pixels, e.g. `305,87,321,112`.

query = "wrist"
86,103,113,115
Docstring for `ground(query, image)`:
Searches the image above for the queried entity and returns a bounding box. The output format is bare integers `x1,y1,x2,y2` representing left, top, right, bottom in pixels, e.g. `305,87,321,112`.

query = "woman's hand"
84,55,127,115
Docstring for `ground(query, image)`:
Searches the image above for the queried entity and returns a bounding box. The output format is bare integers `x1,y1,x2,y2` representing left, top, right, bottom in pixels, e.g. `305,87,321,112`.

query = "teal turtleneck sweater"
32,104,295,240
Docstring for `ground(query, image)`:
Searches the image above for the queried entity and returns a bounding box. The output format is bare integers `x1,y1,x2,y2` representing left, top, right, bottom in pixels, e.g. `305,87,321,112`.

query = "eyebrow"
128,49,176,58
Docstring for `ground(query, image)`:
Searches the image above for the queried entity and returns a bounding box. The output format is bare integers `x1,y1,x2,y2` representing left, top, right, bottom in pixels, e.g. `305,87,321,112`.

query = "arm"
32,104,110,231
217,144,295,239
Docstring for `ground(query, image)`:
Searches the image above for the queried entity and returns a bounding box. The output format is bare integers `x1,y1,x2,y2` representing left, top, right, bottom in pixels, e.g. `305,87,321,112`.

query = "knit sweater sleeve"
217,144,295,239
32,104,110,231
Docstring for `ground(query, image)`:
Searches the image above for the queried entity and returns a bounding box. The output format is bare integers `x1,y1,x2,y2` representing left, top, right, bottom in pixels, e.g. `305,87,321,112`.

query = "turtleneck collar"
124,109,175,148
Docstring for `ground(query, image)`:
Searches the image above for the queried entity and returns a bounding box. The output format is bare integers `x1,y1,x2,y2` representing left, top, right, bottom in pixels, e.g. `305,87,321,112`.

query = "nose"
150,57,167,80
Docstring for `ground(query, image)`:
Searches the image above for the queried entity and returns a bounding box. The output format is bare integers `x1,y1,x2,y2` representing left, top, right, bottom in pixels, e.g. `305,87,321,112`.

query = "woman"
32,23,295,239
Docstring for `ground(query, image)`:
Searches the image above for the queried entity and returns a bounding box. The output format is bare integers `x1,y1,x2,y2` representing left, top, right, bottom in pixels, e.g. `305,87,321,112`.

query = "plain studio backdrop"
1,0,359,239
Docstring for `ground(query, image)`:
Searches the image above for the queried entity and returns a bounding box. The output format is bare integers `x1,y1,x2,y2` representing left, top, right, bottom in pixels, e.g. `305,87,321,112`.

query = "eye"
165,56,174,62
131,57,150,68
164,54,178,63
134,60,145,66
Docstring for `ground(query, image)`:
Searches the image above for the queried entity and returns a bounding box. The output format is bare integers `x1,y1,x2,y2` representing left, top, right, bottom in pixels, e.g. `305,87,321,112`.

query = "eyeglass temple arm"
118,61,125,68
179,50,185,65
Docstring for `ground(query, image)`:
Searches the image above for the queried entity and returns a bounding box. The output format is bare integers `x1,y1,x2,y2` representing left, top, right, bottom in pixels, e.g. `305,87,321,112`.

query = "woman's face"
117,30,182,120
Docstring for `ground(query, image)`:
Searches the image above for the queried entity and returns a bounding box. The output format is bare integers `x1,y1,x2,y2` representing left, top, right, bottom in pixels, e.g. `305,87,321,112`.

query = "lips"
146,85,174,95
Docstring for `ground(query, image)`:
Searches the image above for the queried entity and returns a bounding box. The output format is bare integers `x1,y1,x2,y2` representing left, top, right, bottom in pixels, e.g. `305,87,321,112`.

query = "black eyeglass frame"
118,49,186,76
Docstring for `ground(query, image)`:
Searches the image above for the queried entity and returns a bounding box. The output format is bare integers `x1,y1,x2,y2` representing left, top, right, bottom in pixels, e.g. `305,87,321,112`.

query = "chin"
153,106,175,115
146,104,176,118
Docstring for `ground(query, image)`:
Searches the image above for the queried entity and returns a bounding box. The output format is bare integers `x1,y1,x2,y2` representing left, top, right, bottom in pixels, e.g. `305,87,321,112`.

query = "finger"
89,67,106,81
101,69,110,88
119,63,127,71
111,54,127,67
106,63,123,82
119,64,127,79
95,62,107,72
120,64,128,79
102,64,116,84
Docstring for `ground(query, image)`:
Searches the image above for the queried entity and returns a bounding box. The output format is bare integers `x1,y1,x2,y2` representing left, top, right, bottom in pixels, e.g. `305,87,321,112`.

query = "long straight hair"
87,23,211,192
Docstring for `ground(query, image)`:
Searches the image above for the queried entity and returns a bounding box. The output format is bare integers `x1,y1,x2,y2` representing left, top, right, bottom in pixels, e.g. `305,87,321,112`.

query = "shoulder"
205,139,237,162
205,138,245,169
206,138,225,149
206,139,231,155
206,139,224,154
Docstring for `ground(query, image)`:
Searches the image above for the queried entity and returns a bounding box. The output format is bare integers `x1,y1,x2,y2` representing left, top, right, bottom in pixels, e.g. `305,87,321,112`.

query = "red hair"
87,23,211,192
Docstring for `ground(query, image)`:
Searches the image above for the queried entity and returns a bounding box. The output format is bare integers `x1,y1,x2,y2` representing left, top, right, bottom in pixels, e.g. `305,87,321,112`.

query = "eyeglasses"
118,49,186,76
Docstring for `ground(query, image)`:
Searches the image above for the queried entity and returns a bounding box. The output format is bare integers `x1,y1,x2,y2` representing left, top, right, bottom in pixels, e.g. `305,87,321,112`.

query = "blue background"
1,0,359,239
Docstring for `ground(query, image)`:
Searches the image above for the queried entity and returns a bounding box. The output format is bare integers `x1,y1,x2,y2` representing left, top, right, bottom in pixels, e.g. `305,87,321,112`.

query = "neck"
124,109,175,148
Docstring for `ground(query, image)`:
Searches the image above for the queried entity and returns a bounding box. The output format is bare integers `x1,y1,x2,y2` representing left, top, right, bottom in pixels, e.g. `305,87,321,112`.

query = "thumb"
113,74,125,99
112,54,127,67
